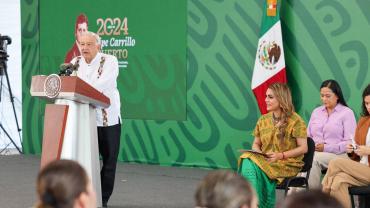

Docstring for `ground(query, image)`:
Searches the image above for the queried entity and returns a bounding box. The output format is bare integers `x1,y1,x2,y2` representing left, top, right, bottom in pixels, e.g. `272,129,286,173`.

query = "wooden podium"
30,75,110,207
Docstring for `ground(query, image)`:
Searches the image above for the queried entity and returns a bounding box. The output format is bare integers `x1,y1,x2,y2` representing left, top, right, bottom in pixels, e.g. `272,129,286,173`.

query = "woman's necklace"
272,113,281,125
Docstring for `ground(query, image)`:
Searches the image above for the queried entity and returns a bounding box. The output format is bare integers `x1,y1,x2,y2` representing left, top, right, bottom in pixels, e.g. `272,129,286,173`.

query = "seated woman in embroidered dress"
238,82,307,208
322,83,370,208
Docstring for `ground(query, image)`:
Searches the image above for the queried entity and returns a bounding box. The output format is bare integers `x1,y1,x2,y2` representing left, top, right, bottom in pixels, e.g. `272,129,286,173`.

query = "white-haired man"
71,31,121,208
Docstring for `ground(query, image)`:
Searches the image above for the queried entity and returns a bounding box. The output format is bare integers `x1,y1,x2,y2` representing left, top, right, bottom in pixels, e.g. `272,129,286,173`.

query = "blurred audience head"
195,170,257,208
36,159,96,208
277,189,343,208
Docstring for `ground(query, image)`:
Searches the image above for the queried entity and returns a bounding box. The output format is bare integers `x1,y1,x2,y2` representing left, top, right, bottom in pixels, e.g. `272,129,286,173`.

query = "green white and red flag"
251,0,286,114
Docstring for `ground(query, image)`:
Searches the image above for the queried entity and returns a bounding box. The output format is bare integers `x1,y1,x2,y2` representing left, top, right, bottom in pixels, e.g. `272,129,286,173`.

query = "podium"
30,75,110,207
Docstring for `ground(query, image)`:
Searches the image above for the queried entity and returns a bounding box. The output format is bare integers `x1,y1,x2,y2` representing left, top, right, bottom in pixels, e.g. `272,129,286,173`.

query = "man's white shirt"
71,52,121,126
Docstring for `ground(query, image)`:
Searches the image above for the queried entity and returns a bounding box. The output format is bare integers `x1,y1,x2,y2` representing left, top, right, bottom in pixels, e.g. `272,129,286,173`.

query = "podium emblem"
44,74,62,98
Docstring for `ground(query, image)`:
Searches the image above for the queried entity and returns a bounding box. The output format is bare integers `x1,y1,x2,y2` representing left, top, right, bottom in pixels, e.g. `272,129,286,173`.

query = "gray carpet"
0,155,211,208
0,155,284,208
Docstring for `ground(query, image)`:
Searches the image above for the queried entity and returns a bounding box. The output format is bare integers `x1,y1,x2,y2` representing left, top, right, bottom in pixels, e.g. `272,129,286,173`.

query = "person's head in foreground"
277,189,343,208
195,170,257,208
36,159,96,208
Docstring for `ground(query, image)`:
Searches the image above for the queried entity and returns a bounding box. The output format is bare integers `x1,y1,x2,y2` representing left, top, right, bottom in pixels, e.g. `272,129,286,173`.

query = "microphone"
60,63,74,70
59,63,75,76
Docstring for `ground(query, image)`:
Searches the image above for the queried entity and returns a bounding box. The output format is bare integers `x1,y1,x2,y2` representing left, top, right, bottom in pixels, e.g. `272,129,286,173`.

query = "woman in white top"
322,84,370,208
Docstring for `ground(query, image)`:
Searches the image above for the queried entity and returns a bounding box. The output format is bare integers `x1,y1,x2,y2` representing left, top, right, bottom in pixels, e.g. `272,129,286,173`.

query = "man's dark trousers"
98,122,121,203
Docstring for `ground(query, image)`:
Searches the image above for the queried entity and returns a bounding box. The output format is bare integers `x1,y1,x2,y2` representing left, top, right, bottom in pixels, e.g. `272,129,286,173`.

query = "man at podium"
71,31,122,207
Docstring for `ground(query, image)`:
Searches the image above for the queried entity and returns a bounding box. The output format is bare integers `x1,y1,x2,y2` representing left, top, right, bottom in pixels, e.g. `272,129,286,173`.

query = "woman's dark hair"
36,160,89,208
320,79,348,107
361,84,370,116
277,190,343,208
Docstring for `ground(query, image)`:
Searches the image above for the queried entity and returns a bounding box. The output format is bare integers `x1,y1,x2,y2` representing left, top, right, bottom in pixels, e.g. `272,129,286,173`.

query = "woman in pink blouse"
322,83,370,208
307,79,356,189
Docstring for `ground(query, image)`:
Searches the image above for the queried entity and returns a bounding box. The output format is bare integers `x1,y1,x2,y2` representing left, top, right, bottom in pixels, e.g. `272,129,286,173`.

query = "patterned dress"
240,112,307,183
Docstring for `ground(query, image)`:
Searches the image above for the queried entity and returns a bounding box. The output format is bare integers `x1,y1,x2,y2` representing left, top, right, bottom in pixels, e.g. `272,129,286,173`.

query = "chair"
276,137,315,196
348,185,370,208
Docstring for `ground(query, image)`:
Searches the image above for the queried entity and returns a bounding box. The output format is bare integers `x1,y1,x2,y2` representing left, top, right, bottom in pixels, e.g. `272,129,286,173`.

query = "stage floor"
0,155,286,207
0,155,212,208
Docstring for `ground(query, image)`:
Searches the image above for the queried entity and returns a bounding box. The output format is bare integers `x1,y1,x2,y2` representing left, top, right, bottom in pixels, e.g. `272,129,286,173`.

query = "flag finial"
267,0,277,17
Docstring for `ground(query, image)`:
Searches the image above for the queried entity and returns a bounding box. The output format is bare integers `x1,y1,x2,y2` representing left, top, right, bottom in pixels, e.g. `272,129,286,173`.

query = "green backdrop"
21,0,370,170
39,0,186,120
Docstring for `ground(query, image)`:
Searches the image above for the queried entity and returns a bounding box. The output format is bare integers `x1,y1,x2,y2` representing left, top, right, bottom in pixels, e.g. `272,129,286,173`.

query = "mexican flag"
251,0,286,114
